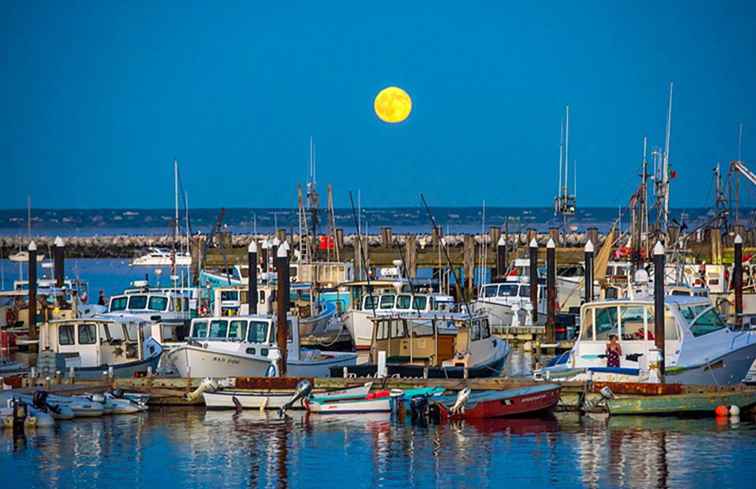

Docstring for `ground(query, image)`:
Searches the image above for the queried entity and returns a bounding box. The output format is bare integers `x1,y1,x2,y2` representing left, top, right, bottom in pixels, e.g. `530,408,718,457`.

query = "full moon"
374,86,412,123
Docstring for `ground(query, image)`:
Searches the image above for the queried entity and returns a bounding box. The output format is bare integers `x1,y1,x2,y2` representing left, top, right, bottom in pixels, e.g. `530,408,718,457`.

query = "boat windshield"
689,308,727,337
363,296,378,311
396,294,412,309
497,284,518,297
228,320,248,341
379,295,395,309
128,295,148,310
518,285,531,298
192,320,208,338
110,296,128,311
413,296,428,311
482,285,498,297
209,320,229,339
148,296,168,311
247,320,269,343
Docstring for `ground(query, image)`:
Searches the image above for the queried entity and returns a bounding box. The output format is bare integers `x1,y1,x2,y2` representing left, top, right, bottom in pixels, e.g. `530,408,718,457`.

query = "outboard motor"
110,388,124,399
409,395,441,425
32,390,49,409
278,380,313,418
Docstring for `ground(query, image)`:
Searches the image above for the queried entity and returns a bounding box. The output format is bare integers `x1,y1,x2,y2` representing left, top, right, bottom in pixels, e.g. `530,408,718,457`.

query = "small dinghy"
204,382,373,410
304,390,393,414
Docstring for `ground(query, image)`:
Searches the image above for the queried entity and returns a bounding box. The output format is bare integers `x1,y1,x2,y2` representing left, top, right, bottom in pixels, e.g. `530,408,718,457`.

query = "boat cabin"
210,283,313,316
369,312,492,368
39,318,152,369
187,314,300,361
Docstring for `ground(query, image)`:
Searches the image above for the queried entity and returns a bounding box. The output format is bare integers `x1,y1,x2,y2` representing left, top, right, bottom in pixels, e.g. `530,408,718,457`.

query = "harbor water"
2,409,755,489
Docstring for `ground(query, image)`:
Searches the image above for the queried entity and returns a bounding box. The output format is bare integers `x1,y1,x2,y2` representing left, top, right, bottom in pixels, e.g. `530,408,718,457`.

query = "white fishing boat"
38,317,163,380
535,295,756,385
8,251,46,263
162,314,357,378
130,247,192,267
203,382,373,410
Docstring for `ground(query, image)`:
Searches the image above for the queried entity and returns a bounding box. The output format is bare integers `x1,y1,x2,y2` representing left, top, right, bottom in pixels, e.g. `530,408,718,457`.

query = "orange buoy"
714,405,729,417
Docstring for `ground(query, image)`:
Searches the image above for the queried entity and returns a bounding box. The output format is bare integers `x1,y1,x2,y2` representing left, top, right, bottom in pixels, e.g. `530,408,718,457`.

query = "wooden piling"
546,239,556,343
335,228,344,255
653,242,666,380
529,239,538,324
275,243,290,376
587,227,599,248
28,241,38,338
53,236,65,288
548,227,560,246
527,228,537,245
381,227,393,248
405,235,417,278
495,234,507,282
463,235,475,300
248,241,258,315
735,234,743,328
584,240,594,303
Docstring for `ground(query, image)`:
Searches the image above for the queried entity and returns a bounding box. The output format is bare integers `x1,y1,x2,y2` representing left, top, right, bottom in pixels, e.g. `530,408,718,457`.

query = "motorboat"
38,317,163,380
203,382,373,410
304,390,393,414
162,314,357,378
336,311,511,378
535,294,756,385
130,247,191,267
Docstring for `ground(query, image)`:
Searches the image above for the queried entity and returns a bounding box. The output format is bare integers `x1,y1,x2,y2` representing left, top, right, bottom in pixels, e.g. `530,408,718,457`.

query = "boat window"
78,323,97,345
376,320,389,340
679,304,709,321
267,320,294,343
396,294,412,309
580,310,594,340
380,295,396,309
128,295,148,310
363,295,378,310
247,321,269,343
645,308,680,341
481,319,491,339
518,285,531,298
390,319,407,338
470,320,481,341
148,296,168,311
109,296,128,311
413,296,428,311
192,320,208,338
690,308,727,337
595,306,619,341
483,285,499,298
619,306,647,341
221,291,239,302
228,320,248,341
59,324,75,345
498,284,518,297
209,320,229,338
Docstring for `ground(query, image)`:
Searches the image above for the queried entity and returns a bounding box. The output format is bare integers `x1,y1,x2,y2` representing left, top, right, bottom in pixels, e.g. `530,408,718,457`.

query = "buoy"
714,405,729,417
729,405,741,416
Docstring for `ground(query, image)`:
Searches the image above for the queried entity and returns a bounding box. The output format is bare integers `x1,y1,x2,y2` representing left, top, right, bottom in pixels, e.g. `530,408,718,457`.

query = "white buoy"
730,405,741,416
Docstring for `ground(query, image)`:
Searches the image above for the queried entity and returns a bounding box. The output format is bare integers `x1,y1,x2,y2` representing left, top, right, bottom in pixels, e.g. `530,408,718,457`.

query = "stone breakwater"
0,231,604,259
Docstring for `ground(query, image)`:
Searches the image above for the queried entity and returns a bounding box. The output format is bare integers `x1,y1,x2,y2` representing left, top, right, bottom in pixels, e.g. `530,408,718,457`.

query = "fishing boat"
38,317,163,380
203,382,373,410
130,247,191,267
535,295,756,385
430,384,562,420
163,314,357,378
335,311,510,378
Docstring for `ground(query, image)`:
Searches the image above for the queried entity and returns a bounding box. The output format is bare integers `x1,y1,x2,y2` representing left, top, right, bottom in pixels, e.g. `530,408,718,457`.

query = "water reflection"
1,410,754,489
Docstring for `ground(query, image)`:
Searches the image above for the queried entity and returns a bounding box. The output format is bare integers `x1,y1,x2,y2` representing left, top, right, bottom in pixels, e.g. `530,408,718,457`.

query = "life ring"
198,305,208,316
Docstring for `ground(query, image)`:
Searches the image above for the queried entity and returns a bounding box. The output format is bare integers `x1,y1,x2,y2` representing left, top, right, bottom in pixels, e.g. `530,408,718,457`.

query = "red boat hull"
439,385,561,420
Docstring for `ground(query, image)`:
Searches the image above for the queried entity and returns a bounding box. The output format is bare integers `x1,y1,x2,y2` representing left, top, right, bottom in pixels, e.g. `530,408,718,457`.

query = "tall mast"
557,118,563,214
662,82,673,235
564,105,570,199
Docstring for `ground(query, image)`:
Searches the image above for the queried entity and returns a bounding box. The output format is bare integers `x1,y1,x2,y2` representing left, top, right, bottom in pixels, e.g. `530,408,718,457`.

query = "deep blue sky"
2,1,755,209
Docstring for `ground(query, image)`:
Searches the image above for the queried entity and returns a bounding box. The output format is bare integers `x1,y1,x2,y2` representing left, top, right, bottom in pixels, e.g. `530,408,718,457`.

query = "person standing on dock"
606,334,622,368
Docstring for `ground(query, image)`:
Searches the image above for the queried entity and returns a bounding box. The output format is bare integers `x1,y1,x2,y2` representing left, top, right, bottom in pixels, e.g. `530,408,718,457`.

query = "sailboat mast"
558,118,563,213
564,105,570,199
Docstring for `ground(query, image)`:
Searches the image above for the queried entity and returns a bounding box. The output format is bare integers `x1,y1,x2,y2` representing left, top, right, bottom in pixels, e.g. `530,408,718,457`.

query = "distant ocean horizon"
0,206,735,237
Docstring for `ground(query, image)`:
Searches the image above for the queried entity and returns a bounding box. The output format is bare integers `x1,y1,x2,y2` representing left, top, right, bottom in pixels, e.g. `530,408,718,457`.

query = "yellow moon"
374,86,412,123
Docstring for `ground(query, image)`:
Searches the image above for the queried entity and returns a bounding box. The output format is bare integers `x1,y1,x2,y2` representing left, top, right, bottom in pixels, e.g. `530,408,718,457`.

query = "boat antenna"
738,122,744,162
349,191,376,318
419,193,472,317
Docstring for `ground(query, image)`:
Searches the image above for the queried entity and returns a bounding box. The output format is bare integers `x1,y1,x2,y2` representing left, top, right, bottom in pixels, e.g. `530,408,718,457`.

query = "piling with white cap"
53,236,65,288
546,239,557,342
496,234,508,281
529,238,539,324
275,243,290,376
652,241,666,382
28,241,38,335
735,234,743,328
248,240,258,315
584,240,594,303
